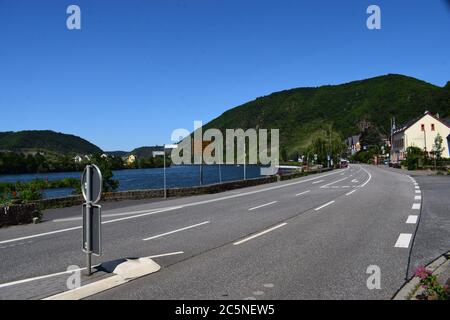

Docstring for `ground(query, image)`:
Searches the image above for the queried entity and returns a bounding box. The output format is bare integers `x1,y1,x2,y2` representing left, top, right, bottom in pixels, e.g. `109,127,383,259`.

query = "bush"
18,188,42,201
407,156,418,170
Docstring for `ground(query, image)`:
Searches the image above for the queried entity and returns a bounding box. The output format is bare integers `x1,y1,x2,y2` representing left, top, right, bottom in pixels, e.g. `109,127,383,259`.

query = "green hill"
128,146,164,158
0,130,102,155
203,74,450,157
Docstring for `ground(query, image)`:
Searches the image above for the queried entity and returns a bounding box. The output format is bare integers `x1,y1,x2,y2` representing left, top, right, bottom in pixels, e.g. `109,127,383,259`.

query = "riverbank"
0,168,332,228
37,168,330,209
0,165,264,199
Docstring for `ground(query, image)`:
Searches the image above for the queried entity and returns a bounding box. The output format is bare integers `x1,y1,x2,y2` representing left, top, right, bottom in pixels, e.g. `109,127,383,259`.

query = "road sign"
153,151,165,156
81,164,102,204
164,144,178,149
82,203,102,256
81,164,103,275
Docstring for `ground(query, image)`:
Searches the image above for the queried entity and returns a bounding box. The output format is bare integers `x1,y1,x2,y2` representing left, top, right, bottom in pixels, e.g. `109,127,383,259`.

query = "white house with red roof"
391,111,450,162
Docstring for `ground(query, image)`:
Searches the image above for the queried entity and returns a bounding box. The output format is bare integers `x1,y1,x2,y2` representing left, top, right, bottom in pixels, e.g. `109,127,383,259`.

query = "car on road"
339,159,349,168
389,161,401,168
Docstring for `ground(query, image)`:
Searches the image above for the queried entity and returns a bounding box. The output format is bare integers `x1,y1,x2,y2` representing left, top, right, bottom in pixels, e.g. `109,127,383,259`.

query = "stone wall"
0,203,40,228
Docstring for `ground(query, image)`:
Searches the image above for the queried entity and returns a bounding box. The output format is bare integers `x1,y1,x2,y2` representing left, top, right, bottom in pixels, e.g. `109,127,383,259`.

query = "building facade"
391,111,450,162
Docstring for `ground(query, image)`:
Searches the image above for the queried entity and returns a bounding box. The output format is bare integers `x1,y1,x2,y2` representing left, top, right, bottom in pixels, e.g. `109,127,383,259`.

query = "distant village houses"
73,155,83,163
124,154,136,165
346,134,361,156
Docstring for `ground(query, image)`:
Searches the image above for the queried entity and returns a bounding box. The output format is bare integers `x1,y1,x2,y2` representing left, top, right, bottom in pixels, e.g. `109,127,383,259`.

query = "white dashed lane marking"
233,223,287,245
248,201,278,211
414,195,421,200
412,203,421,210
314,201,335,211
406,215,418,224
395,233,413,248
142,221,210,241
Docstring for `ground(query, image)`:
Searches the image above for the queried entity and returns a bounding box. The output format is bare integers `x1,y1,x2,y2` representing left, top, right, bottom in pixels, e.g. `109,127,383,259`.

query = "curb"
393,251,450,300
43,257,160,300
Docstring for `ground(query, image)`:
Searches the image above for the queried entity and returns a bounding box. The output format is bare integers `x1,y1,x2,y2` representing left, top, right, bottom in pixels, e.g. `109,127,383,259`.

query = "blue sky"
0,0,449,151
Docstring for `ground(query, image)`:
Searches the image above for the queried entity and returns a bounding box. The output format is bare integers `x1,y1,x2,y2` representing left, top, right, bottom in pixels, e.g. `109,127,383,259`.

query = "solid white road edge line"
0,265,92,289
0,206,183,245
233,223,287,245
248,201,278,211
53,207,171,222
314,201,335,211
143,221,210,241
395,233,413,248
0,226,82,245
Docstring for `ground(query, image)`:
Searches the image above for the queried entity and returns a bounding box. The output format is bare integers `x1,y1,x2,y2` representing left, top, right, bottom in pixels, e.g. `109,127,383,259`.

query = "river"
0,165,263,199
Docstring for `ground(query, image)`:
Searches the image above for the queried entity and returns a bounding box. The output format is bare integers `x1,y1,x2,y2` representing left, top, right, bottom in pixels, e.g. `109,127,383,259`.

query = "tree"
432,133,445,170
90,154,119,192
360,126,382,148
406,146,425,170
432,133,444,160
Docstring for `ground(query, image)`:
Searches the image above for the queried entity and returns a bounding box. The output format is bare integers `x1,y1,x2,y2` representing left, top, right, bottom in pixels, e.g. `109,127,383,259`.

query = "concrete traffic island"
393,251,450,300
43,257,161,300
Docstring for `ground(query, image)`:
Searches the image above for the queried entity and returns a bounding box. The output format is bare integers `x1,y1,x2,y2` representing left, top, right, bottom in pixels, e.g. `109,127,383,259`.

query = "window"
421,124,425,131
431,124,435,131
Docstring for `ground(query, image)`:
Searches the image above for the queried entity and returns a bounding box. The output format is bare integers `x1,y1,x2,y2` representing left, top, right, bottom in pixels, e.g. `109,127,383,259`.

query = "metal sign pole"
85,165,92,276
81,164,103,276
244,151,246,180
163,154,167,199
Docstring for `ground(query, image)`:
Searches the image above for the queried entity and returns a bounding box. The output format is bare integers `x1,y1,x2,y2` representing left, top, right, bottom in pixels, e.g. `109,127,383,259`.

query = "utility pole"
390,117,393,163
328,126,332,168
243,150,246,180
163,153,166,198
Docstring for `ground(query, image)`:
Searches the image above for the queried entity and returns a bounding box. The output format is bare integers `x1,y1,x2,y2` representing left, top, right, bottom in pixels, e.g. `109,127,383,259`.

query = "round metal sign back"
81,164,103,204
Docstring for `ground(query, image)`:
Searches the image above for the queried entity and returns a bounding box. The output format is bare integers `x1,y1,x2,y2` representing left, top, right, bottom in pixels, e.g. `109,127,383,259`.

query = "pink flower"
414,266,431,280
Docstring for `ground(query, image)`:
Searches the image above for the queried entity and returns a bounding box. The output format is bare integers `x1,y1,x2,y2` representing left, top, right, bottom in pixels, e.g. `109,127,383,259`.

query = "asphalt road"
0,164,443,299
